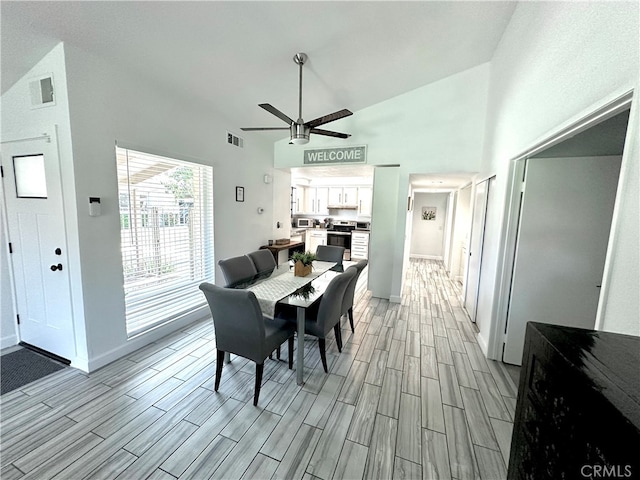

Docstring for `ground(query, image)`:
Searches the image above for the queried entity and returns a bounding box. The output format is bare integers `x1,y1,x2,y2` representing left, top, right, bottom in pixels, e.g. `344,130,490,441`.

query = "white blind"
116,146,214,337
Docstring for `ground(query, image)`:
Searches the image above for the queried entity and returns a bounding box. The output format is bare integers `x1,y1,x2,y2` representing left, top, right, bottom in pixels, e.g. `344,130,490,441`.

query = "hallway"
1,259,517,479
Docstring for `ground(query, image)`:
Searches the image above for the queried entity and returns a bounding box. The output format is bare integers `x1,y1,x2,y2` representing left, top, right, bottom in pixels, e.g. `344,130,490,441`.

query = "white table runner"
247,261,336,317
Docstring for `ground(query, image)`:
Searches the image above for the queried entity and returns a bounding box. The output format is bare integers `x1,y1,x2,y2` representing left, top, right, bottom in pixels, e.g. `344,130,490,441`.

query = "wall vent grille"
29,74,55,109
226,132,244,148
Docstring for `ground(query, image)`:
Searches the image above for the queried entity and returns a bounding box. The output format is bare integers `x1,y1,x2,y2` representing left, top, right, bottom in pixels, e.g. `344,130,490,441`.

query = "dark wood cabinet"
508,322,640,480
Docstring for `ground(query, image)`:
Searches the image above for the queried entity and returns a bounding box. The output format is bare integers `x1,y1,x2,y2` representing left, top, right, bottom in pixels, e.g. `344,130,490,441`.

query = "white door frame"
488,89,635,360
0,170,19,348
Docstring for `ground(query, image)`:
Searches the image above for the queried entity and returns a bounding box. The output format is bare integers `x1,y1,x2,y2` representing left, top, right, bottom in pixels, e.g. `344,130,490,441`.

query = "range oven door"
327,233,351,260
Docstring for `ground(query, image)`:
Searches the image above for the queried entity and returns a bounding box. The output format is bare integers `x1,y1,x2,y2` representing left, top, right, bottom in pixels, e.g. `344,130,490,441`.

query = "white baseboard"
1,334,18,350
389,295,402,304
409,254,443,260
476,331,489,356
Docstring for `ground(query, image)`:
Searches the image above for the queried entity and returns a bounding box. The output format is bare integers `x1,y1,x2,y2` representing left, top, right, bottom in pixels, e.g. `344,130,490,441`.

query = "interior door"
464,179,489,322
1,133,76,360
503,156,621,365
474,176,497,330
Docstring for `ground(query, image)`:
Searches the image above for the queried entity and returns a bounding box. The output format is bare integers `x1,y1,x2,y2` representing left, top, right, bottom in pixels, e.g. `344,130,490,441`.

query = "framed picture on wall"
236,186,244,202
422,206,436,220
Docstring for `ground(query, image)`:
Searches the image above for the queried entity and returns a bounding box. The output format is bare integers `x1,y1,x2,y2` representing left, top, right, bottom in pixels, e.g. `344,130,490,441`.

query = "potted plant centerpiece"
291,251,316,277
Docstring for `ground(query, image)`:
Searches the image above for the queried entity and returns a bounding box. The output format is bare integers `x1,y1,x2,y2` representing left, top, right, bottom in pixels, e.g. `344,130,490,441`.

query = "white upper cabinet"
328,187,342,206
357,186,373,216
292,180,372,215
328,186,358,207
292,186,305,214
342,187,358,205
308,187,329,215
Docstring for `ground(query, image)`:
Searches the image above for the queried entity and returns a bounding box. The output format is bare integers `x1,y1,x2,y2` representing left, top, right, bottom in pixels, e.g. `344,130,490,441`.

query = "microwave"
356,221,370,230
297,218,314,228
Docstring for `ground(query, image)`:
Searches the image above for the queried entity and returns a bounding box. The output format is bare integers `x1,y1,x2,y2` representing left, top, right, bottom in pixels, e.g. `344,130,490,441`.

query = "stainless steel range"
327,220,356,260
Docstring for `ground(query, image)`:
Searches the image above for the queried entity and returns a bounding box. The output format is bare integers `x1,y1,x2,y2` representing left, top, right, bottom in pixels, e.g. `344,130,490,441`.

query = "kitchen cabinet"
292,183,371,215
305,229,327,254
351,231,369,260
328,187,358,207
357,187,372,216
292,186,305,214
307,187,329,215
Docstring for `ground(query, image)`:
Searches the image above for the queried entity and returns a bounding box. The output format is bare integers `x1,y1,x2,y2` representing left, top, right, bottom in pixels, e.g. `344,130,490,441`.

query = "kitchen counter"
260,241,305,262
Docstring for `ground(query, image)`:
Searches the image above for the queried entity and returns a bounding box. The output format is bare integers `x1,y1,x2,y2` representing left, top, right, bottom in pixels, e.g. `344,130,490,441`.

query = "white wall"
274,64,490,301
1,42,284,370
479,2,640,354
369,167,400,299
410,192,449,258
61,43,282,370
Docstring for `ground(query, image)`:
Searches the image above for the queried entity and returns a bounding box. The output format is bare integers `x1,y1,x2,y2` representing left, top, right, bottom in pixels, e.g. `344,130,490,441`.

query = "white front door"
503,156,622,365
1,132,76,360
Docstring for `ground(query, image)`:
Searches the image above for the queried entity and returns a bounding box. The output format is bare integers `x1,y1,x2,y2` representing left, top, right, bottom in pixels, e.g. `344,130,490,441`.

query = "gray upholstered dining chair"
341,260,368,333
277,267,356,373
315,245,345,270
218,255,258,287
246,249,277,276
199,282,295,406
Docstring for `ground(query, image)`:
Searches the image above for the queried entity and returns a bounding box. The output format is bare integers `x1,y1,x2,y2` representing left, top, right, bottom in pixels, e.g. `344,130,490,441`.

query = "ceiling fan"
241,53,352,145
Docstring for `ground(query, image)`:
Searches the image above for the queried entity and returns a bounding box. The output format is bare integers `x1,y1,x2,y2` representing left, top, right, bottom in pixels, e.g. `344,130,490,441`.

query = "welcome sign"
303,146,366,165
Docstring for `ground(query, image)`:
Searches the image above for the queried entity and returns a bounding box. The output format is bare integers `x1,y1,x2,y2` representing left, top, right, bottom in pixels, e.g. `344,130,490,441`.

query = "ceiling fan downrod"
293,53,307,122
292,53,309,144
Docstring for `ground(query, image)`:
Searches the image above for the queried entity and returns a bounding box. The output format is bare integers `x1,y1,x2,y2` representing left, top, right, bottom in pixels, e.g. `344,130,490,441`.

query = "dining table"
229,260,355,385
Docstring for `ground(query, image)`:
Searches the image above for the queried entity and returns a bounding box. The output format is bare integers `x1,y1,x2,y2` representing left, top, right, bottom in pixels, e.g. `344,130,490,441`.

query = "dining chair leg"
254,362,264,406
333,324,343,352
348,308,355,333
319,339,328,373
288,336,294,369
215,349,225,391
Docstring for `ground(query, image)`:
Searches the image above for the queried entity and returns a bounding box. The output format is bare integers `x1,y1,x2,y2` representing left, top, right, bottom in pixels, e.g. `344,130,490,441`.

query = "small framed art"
422,206,436,220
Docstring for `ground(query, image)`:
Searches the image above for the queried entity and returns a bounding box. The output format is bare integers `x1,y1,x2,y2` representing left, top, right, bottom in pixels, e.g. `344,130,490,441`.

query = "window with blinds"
116,146,214,337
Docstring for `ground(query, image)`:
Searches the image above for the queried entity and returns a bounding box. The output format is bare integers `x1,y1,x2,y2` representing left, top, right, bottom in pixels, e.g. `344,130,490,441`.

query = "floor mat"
1,348,66,395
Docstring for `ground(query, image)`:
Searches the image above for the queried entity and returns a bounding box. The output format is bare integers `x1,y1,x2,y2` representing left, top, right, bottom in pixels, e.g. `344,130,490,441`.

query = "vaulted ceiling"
1,1,516,141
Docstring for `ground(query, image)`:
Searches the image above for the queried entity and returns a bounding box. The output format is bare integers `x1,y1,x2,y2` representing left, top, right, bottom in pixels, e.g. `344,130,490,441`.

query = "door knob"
50,263,63,271
55,248,62,255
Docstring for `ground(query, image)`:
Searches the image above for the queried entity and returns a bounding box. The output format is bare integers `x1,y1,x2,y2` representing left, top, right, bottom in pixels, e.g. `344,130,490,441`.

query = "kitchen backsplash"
292,210,370,225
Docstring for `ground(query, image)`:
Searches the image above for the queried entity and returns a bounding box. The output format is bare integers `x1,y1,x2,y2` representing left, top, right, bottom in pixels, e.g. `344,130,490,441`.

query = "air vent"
226,132,244,148
29,73,55,109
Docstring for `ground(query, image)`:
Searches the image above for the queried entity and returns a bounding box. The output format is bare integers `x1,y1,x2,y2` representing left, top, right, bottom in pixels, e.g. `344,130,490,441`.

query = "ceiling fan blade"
310,128,351,139
240,127,290,131
259,103,294,125
306,109,353,129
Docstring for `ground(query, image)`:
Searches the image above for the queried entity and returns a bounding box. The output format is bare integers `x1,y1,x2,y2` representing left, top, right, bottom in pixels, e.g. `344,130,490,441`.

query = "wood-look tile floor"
0,259,517,480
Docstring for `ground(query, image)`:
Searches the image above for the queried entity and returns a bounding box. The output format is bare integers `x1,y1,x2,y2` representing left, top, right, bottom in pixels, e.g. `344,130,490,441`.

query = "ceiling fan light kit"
241,52,352,145
290,124,310,145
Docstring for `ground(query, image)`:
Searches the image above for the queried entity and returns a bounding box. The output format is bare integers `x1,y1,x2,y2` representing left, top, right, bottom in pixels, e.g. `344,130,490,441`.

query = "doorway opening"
495,98,632,365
